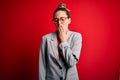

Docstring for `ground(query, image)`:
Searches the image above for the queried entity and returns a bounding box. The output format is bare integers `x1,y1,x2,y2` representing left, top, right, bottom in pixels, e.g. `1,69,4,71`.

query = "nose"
58,19,62,24
57,20,63,26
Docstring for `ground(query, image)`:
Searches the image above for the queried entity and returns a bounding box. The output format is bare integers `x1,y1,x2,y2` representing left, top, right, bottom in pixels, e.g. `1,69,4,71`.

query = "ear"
68,18,71,24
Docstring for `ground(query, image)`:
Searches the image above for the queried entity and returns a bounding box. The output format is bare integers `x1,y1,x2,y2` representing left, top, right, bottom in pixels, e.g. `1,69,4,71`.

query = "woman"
39,2,82,80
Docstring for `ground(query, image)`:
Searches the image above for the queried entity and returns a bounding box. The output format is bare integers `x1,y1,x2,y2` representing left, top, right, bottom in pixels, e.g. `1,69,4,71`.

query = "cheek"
54,23,58,27
64,22,69,27
65,20,71,25
63,24,69,29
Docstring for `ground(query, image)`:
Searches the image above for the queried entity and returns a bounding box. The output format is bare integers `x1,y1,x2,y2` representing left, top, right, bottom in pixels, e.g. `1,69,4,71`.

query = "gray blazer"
39,31,82,80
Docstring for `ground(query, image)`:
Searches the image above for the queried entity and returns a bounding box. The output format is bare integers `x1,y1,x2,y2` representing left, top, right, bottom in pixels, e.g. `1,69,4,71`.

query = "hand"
58,25,68,42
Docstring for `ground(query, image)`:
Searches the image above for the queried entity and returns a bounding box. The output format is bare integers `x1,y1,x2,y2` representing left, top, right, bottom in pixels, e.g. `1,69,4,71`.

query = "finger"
58,27,60,33
66,30,68,34
59,25,63,33
58,26,62,34
60,25,64,32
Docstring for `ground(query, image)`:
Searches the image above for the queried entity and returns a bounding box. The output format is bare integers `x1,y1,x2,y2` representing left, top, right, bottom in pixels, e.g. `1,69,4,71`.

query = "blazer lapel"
49,32,63,67
49,32,59,60
49,31,72,66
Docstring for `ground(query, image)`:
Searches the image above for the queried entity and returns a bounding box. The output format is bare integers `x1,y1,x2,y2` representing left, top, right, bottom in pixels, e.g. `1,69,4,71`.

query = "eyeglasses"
53,17,68,23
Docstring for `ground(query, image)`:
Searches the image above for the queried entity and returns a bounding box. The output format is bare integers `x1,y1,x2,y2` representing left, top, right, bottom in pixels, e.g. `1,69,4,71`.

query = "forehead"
54,11,67,18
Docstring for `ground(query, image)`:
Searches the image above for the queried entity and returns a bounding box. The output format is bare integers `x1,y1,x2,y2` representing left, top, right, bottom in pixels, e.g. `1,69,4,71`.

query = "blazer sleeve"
39,37,47,80
59,33,82,67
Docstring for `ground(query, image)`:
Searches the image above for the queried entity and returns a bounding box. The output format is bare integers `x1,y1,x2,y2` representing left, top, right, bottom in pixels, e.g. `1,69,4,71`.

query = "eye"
53,18,58,22
61,18,65,21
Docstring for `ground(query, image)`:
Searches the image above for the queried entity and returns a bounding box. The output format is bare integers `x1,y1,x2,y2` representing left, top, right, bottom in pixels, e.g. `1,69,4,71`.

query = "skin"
54,11,71,42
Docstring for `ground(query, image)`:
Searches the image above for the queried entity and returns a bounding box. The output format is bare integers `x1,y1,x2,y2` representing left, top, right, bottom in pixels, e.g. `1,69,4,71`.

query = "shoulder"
69,31,82,42
70,31,82,38
42,32,56,40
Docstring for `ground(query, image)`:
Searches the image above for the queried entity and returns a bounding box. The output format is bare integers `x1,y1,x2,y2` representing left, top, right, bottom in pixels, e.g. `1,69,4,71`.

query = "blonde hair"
57,2,70,12
53,2,70,18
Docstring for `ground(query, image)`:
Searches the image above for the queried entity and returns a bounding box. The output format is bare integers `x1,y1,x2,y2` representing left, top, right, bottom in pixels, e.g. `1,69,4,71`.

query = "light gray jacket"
39,31,82,80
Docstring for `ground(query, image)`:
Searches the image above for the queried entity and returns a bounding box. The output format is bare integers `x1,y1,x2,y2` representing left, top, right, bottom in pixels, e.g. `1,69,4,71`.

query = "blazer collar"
49,30,72,67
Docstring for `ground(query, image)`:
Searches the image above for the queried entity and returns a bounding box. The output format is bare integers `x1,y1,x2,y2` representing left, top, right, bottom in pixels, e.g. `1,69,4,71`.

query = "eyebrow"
54,17,68,19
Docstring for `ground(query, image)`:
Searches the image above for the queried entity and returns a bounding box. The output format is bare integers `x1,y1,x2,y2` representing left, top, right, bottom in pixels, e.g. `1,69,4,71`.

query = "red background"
0,0,120,80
